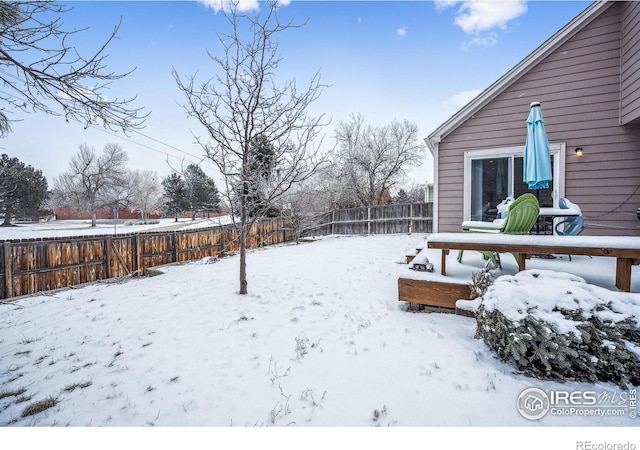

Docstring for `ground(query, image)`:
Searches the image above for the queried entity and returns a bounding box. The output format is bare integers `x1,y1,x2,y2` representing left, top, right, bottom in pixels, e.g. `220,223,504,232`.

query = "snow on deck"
427,232,640,250
402,243,640,293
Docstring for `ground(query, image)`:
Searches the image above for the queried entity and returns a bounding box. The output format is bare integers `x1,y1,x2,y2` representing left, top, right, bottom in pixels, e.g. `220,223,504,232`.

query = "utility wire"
88,124,219,173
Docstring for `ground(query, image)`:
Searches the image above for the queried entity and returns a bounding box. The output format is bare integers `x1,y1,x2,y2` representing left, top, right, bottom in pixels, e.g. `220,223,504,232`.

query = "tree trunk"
239,223,248,295
239,197,248,295
91,210,97,227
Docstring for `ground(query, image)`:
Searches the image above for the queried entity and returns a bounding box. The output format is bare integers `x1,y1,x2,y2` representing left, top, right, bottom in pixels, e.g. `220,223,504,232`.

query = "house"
426,0,640,236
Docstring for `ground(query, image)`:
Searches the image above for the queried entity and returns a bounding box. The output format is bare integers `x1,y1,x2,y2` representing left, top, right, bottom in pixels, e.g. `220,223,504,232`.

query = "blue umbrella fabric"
523,101,552,190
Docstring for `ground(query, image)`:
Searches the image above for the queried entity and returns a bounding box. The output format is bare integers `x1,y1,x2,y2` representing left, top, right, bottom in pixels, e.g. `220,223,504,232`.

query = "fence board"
0,218,291,300
304,202,433,237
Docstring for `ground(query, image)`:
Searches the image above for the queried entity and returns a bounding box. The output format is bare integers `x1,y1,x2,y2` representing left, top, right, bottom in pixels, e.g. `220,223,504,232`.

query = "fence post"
409,204,413,235
172,231,179,263
134,235,142,276
279,218,284,243
3,242,13,299
367,207,371,235
331,210,335,235
105,237,112,279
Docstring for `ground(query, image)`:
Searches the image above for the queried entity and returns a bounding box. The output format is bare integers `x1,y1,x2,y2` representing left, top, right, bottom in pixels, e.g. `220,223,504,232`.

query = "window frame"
462,143,566,221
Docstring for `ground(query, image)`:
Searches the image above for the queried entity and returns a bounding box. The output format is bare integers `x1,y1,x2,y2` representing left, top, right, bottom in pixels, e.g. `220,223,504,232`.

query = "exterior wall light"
575,147,584,157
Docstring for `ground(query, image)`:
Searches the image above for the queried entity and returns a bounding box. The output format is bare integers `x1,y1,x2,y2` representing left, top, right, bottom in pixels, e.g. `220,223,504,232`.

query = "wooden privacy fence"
304,202,433,236
0,218,294,300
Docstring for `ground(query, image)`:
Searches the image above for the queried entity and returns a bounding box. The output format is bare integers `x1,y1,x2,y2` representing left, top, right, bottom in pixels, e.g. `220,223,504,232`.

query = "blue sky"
1,0,591,187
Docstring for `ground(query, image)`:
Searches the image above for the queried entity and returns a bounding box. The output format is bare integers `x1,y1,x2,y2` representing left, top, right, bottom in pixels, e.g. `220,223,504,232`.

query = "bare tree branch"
0,1,147,137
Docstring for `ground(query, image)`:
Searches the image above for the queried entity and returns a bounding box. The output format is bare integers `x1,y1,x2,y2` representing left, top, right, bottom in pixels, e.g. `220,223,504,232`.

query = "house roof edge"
425,0,614,152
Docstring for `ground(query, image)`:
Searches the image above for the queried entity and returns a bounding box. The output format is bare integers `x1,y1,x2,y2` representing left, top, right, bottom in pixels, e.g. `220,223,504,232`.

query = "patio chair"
458,193,540,268
554,198,585,261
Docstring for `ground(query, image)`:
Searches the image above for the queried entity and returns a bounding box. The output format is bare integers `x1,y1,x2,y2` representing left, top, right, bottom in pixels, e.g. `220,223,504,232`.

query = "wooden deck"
427,233,640,292
398,232,640,313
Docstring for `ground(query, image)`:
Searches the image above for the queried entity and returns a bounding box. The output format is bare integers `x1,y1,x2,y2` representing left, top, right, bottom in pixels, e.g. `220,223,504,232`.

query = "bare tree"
334,114,426,207
406,183,428,203
173,0,327,294
0,1,146,137
52,143,129,226
129,170,162,224
277,179,322,243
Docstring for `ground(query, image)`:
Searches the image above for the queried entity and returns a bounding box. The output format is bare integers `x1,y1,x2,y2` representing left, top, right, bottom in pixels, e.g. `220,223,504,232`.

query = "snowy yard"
0,232,638,447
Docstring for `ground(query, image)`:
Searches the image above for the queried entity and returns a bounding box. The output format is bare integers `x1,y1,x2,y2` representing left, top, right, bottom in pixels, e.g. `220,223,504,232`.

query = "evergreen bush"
474,270,640,388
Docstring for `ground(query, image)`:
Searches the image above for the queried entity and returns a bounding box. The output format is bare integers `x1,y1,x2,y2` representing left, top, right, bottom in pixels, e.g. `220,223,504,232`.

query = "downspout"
425,136,440,233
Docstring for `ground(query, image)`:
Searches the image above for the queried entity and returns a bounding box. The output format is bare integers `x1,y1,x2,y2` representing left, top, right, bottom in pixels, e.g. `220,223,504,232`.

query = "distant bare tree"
406,183,428,203
334,114,425,207
52,143,129,226
0,1,146,137
173,0,327,294
393,184,427,204
278,179,329,243
129,170,162,224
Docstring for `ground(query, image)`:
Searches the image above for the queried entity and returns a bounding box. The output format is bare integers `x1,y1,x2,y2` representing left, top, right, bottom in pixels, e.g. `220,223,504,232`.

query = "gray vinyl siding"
621,1,640,124
436,2,640,236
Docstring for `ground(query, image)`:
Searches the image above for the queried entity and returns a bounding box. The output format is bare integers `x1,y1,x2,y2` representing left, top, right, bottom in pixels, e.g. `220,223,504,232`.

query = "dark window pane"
514,156,553,207
470,158,509,221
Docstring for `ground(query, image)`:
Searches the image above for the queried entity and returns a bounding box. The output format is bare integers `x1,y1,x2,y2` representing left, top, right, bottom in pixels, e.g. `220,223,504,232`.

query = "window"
463,144,565,221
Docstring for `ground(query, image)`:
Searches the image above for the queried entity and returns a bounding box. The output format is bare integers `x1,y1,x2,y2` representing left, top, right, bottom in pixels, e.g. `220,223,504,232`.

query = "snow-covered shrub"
468,262,497,299
474,270,640,388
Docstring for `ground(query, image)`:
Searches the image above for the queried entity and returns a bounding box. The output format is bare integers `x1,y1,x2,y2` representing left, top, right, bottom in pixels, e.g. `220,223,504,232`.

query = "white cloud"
198,0,291,13
457,1,527,34
434,0,460,11
445,89,483,108
397,26,408,37
468,33,498,47
462,32,498,50
437,0,527,34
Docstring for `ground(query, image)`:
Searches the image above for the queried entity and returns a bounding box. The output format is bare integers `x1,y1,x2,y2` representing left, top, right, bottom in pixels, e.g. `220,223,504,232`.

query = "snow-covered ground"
0,231,638,448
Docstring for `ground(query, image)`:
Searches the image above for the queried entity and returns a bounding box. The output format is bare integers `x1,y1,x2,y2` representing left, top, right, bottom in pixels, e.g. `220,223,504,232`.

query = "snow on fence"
304,202,433,236
0,218,294,300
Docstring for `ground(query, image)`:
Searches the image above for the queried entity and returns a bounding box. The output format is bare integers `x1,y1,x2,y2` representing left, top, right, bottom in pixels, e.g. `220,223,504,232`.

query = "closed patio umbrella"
523,101,552,190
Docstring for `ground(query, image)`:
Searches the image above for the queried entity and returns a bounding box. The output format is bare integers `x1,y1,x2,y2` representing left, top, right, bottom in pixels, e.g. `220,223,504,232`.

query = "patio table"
534,207,582,235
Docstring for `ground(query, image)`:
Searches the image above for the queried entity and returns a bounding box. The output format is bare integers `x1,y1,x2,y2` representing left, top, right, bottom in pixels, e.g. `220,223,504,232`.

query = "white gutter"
425,137,439,233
